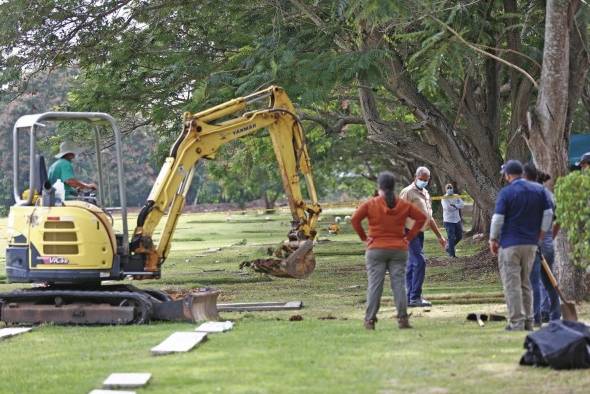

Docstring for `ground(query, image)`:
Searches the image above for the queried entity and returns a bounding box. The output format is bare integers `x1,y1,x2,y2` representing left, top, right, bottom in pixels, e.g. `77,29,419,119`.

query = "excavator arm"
130,86,321,278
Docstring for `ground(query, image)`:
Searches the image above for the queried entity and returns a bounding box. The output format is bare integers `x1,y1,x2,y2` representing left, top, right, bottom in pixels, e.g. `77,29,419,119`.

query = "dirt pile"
428,248,498,277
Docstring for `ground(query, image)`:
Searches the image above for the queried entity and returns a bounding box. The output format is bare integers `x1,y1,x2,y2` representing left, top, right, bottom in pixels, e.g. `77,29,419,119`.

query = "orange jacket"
351,196,427,250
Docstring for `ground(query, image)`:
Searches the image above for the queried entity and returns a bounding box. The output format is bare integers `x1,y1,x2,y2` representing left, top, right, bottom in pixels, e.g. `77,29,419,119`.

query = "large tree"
525,0,589,300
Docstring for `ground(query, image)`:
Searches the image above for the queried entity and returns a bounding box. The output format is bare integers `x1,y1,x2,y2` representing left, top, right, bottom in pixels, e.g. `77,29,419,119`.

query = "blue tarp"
569,134,590,167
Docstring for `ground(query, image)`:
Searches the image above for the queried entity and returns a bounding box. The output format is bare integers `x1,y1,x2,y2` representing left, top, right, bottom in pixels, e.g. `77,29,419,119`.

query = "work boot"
524,320,534,331
398,316,412,329
364,319,376,330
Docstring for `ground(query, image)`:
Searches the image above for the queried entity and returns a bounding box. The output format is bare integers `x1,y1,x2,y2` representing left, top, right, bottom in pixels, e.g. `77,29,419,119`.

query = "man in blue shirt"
489,160,553,331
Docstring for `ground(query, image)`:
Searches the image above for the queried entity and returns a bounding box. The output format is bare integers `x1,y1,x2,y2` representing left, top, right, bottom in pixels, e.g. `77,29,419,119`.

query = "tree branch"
300,112,364,134
431,15,539,89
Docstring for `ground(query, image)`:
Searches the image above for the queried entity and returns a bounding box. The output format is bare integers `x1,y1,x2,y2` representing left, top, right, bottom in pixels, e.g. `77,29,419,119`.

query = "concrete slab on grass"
151,332,207,355
217,301,302,312
102,373,151,389
0,327,32,340
196,321,233,333
89,390,136,394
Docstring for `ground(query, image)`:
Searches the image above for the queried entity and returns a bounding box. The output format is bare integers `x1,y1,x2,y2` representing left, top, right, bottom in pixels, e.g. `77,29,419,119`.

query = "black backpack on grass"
520,320,590,369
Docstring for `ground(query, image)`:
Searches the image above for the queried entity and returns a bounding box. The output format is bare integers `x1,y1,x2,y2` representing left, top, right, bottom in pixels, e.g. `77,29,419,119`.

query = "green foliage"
555,170,590,268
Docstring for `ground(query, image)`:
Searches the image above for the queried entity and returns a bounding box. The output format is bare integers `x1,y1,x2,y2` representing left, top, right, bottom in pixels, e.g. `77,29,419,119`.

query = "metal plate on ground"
0,327,32,340
196,321,233,333
103,373,151,389
151,332,208,355
217,301,302,312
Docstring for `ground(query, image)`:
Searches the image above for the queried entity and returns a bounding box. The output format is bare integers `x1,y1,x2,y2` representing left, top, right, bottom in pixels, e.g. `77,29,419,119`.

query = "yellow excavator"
1,86,321,324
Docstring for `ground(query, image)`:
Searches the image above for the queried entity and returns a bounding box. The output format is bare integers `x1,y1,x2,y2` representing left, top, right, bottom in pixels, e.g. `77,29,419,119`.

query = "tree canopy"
0,0,588,219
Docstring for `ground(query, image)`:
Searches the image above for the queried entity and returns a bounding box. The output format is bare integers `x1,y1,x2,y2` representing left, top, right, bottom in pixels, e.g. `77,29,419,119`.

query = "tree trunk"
526,0,587,299
503,0,534,163
356,26,503,222
468,203,491,236
553,232,587,301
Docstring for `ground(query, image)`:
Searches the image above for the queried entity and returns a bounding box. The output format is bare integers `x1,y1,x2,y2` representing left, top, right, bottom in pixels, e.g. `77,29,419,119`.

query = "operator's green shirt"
48,158,77,199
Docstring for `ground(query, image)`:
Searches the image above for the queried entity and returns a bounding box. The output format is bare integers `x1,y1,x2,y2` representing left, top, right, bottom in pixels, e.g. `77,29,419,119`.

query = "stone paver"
0,327,32,340
151,332,207,355
102,373,151,389
195,321,233,333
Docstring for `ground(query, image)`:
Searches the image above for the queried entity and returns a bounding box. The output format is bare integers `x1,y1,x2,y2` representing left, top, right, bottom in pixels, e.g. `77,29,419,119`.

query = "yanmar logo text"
232,123,256,136
38,256,70,265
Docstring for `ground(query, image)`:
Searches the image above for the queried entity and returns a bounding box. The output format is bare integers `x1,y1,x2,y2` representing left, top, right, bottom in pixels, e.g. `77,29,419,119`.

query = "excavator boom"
131,86,321,278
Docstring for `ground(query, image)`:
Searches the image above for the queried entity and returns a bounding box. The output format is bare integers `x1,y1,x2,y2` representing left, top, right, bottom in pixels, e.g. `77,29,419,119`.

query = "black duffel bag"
520,320,590,369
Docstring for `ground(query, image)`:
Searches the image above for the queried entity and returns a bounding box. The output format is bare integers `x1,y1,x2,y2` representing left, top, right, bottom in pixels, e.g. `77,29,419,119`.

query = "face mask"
446,188,453,195
416,180,428,189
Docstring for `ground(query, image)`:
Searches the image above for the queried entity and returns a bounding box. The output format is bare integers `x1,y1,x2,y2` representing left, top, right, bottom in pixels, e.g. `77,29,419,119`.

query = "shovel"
540,254,578,322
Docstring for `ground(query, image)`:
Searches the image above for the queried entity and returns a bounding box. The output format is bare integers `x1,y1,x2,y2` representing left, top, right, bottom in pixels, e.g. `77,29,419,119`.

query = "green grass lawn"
0,209,588,393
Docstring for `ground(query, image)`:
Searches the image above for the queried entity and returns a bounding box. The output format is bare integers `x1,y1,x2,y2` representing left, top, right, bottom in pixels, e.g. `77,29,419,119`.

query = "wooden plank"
102,373,151,389
217,301,302,312
151,332,207,355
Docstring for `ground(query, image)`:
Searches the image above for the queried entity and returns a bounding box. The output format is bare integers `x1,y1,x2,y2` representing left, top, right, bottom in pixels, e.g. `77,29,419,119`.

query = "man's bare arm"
65,179,96,190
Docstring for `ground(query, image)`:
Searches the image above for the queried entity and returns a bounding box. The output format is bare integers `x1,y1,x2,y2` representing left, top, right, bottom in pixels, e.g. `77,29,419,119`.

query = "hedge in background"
555,170,590,268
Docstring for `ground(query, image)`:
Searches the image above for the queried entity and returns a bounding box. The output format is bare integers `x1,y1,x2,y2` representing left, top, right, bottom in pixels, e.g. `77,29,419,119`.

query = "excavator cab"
7,112,131,285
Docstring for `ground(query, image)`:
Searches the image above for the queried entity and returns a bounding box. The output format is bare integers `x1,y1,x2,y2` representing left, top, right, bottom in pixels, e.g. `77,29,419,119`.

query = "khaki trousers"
498,245,538,328
365,248,408,322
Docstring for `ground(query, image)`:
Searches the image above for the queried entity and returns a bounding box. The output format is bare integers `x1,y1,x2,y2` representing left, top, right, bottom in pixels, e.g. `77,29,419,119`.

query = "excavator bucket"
241,240,316,279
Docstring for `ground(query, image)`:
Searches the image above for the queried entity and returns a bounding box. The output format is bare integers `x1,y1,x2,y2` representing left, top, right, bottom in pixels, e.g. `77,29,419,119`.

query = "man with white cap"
48,141,96,199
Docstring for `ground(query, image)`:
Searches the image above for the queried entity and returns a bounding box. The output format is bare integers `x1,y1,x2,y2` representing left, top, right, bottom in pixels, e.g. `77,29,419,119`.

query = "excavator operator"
48,141,97,199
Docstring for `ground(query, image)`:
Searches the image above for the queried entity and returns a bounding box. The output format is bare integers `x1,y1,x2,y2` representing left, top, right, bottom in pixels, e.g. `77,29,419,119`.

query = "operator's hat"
55,141,83,159
575,152,590,166
500,159,523,175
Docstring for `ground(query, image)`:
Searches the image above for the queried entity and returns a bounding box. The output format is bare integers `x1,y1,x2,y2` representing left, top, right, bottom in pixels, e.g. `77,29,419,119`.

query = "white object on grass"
102,373,152,389
89,390,136,394
0,327,32,340
195,321,234,333
151,332,208,355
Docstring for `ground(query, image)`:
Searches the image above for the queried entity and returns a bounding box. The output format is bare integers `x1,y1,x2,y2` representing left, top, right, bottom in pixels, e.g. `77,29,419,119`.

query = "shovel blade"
560,302,578,322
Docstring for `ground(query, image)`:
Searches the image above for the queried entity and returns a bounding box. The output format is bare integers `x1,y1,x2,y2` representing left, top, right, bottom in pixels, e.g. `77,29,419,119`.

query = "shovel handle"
540,253,571,305
540,254,558,288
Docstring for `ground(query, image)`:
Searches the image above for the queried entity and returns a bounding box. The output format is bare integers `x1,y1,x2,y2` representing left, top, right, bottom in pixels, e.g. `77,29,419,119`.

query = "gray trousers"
365,248,408,321
498,245,538,328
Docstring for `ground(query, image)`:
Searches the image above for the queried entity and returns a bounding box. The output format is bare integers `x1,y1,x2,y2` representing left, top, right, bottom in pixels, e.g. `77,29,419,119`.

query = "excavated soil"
428,248,498,275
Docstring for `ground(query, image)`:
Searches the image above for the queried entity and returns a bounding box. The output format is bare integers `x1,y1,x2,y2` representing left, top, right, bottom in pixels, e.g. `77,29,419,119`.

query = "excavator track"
0,285,220,325
0,287,154,325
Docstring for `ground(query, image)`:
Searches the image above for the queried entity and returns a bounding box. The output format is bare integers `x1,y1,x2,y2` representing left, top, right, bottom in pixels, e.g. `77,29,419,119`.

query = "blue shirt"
494,178,551,248
541,188,556,250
